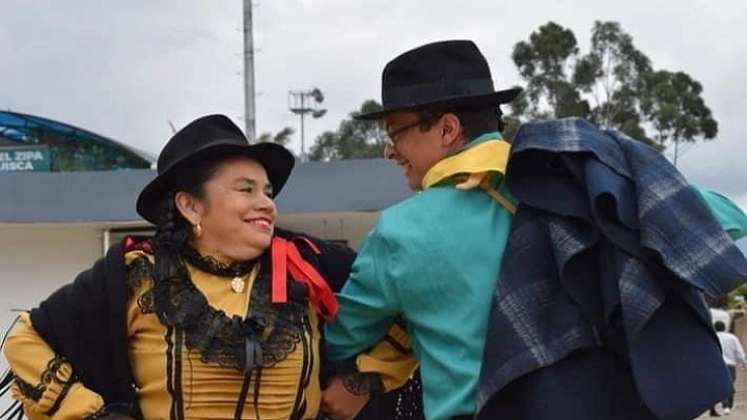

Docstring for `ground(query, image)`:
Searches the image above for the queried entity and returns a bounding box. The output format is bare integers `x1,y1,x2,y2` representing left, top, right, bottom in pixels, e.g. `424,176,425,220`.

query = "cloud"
734,194,747,211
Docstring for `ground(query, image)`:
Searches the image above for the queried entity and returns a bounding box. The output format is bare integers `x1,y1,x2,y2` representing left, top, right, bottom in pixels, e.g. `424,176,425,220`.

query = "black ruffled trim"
129,251,308,373
7,355,74,405
40,355,75,387
13,374,43,401
0,356,77,419
180,245,256,277
127,256,152,297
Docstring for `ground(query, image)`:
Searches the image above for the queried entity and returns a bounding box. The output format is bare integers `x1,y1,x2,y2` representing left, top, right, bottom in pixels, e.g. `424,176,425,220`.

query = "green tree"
573,21,652,140
257,126,294,146
512,22,589,120
308,100,386,161
639,70,718,165
502,90,530,141
511,20,717,154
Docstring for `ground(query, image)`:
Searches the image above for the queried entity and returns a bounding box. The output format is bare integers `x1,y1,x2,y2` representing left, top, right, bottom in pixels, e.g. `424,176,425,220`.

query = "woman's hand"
321,376,370,420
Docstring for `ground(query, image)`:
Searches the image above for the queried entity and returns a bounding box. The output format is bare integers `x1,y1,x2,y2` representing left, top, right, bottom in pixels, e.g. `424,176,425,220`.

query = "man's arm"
322,228,406,419
698,188,747,241
325,229,402,361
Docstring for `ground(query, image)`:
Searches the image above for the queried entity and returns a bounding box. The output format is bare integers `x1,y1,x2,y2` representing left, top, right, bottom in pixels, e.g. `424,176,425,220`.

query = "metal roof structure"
0,110,154,171
0,158,413,223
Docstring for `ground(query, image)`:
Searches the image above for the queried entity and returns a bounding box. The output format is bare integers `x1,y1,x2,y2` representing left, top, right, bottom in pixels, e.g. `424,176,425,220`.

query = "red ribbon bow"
271,237,338,321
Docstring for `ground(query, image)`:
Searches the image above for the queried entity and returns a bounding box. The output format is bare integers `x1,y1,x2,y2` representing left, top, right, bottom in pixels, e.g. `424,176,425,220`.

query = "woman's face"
180,156,277,261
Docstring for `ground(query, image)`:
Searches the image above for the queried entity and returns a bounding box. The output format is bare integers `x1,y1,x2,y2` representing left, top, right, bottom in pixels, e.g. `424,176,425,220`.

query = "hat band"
382,77,495,109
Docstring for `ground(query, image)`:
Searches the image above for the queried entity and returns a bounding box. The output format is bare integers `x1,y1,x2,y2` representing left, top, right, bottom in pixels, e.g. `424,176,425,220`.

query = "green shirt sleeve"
697,188,747,241
325,227,401,361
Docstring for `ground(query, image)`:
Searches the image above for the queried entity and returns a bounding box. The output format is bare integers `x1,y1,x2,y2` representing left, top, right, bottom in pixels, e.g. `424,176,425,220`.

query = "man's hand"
321,376,370,420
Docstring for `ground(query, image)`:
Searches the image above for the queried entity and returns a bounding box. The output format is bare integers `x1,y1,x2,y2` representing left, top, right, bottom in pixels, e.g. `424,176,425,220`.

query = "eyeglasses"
385,119,423,145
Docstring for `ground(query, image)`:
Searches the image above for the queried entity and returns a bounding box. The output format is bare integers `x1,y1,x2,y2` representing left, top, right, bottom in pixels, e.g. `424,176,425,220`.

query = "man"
323,40,521,419
322,40,747,420
710,320,746,416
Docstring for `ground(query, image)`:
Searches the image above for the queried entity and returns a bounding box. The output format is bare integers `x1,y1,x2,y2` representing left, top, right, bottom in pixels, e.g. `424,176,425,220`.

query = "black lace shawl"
131,248,311,372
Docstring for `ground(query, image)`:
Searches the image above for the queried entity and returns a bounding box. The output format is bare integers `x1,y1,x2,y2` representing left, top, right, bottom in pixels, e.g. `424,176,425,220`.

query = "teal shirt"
325,142,513,418
327,187,512,418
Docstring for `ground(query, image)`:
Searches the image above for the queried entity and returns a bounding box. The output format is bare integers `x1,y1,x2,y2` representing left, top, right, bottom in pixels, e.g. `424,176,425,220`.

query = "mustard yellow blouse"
4,249,415,419
126,250,322,419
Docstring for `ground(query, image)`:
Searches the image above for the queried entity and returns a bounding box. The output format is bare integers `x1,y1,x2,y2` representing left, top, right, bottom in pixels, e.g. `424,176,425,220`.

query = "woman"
0,114,401,419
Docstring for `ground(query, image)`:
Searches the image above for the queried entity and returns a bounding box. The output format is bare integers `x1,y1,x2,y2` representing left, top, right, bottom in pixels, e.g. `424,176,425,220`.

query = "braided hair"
150,151,238,315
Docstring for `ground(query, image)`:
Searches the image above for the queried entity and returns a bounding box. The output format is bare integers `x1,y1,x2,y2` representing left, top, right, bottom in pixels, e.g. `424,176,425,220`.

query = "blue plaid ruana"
477,118,747,420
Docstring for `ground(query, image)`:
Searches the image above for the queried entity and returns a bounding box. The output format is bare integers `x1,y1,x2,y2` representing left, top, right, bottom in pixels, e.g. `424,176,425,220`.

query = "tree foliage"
308,100,386,161
639,70,717,164
257,126,294,146
309,22,718,162
512,22,588,120
511,20,717,155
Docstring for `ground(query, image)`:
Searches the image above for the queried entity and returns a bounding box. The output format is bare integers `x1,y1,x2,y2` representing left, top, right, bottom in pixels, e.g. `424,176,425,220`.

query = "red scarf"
271,237,338,321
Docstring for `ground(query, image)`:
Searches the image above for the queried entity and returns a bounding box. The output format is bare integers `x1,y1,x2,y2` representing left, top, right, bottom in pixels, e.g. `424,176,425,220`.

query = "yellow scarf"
421,139,515,214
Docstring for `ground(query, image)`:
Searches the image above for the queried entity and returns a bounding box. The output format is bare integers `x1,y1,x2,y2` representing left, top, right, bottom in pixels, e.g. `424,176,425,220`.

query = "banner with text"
0,146,51,172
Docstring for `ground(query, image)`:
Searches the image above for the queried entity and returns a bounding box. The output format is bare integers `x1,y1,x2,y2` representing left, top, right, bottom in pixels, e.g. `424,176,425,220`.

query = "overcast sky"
2,0,746,222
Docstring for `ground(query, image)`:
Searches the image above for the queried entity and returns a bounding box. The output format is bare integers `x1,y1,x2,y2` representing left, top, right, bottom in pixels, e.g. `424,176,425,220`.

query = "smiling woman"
0,114,409,420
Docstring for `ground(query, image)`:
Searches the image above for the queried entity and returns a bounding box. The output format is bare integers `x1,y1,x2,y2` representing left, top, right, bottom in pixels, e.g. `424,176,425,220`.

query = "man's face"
383,111,452,191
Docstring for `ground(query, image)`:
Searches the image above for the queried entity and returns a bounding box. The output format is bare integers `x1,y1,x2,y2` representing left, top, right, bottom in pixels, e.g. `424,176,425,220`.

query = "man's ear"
174,191,205,226
440,113,463,147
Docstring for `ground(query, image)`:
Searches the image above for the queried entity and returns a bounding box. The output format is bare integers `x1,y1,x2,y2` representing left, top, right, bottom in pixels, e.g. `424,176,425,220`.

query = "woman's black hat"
136,114,294,224
356,40,521,120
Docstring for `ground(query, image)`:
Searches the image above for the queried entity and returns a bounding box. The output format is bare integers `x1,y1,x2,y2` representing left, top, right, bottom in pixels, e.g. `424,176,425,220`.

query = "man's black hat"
136,114,294,224
356,40,521,120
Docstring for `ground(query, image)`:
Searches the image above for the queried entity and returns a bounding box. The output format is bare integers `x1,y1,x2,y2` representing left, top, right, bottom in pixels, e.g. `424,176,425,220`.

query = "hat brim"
354,87,522,120
136,142,294,225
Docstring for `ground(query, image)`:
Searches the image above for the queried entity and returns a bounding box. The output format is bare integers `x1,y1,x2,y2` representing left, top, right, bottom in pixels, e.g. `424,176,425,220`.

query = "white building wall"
278,212,380,250
0,224,103,339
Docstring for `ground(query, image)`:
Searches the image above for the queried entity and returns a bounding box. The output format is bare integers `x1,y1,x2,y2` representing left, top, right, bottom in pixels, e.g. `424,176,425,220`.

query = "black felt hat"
136,114,294,224
356,40,521,120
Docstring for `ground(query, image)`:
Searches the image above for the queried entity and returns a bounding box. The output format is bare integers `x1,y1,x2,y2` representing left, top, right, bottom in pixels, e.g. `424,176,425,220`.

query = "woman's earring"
193,222,203,238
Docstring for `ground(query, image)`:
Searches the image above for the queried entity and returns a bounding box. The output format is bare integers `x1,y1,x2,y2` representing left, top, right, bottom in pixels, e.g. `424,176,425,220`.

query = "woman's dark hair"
415,105,505,142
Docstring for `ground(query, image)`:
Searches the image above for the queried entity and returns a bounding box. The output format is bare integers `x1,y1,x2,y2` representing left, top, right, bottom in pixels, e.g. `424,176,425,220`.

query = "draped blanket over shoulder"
477,118,747,420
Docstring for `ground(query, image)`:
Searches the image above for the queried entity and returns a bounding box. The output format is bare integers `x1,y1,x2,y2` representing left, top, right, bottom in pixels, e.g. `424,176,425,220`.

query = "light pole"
242,0,256,141
288,88,326,160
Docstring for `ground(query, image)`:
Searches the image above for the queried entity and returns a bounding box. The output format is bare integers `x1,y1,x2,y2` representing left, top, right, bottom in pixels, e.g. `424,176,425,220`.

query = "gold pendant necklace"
230,263,259,294
231,275,246,293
